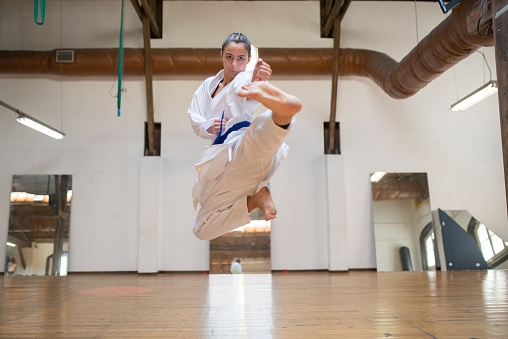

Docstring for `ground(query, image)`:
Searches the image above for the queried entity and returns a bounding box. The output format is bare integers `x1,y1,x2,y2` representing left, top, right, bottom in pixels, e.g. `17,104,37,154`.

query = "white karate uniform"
230,261,243,274
188,70,293,240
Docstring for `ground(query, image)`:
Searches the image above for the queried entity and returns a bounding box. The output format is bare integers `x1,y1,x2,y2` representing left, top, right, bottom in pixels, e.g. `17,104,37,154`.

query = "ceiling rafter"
321,0,352,153
320,0,352,38
129,0,162,156
130,0,163,39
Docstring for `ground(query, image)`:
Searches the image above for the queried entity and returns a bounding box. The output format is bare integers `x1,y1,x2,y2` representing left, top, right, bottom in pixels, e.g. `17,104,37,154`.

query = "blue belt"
213,111,251,145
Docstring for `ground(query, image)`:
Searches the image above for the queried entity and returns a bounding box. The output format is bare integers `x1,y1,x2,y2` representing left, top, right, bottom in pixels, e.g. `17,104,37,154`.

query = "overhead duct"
0,48,333,77
0,0,493,99
338,0,494,98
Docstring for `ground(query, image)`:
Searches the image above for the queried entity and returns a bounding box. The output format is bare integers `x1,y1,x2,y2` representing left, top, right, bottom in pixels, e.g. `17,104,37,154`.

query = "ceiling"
371,173,430,202
8,175,72,246
9,203,69,244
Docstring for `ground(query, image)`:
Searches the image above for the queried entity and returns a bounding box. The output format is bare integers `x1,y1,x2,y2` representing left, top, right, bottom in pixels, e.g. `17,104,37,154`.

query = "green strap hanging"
34,0,46,25
117,0,125,117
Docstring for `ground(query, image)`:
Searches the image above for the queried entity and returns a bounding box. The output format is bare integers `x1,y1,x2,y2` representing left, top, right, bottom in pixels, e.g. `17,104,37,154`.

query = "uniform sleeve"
232,71,254,95
232,71,260,113
187,82,216,140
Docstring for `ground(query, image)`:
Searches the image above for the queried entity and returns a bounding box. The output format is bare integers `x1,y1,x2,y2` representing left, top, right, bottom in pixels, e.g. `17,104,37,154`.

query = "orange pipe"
0,48,333,77
338,0,494,98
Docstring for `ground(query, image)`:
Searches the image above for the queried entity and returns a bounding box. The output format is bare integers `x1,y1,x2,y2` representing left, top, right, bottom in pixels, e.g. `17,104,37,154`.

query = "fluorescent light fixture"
0,99,65,139
451,80,498,112
6,242,16,247
370,172,386,183
33,195,44,202
17,115,65,139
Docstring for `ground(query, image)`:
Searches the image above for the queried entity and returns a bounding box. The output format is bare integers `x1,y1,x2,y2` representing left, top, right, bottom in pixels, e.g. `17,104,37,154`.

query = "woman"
188,33,272,141
188,33,301,240
7,257,16,276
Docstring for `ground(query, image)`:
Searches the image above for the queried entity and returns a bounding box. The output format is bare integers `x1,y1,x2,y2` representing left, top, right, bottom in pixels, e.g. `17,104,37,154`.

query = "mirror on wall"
435,209,508,270
5,175,72,276
210,208,271,274
371,172,434,272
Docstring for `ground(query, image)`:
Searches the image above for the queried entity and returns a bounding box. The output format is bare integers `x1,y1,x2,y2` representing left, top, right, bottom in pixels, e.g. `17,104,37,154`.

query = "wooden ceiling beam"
130,0,143,21
130,0,160,156
323,0,351,153
131,0,162,39
9,215,31,244
140,0,162,38
327,18,341,154
322,0,345,37
143,15,156,156
465,0,493,36
323,0,334,24
492,0,508,217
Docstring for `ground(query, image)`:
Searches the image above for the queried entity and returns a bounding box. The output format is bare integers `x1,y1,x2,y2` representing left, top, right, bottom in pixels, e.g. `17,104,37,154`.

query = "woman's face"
221,42,250,80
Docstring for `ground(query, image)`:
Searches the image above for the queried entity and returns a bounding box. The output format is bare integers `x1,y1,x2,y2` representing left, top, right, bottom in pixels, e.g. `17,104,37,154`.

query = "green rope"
117,0,125,117
34,0,46,25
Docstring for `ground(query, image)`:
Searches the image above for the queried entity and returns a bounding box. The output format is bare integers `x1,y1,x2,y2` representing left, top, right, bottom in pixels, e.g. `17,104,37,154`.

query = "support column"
138,157,160,273
326,155,349,271
327,18,341,154
52,175,71,275
493,0,508,215
143,15,156,156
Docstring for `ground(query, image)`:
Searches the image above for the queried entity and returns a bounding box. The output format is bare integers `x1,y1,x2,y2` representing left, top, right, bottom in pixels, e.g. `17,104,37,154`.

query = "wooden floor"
1,270,507,338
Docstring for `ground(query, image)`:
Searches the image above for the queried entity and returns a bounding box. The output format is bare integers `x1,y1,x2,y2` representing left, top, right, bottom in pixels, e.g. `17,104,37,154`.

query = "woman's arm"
188,80,219,139
252,58,272,82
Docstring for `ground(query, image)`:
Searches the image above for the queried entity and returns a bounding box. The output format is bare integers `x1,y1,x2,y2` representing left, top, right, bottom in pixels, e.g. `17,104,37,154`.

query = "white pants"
193,110,291,240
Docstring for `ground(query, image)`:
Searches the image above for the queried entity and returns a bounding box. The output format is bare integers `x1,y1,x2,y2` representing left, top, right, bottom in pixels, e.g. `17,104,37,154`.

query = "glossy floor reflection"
205,274,274,337
1,271,507,337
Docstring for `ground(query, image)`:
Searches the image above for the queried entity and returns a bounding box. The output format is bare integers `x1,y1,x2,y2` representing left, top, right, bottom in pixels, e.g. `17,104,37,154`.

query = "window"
60,255,68,276
475,223,508,263
419,222,436,271
424,232,436,269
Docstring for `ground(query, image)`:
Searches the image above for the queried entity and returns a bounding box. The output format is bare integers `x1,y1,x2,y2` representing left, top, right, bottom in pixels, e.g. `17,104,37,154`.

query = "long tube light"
451,80,498,112
0,99,65,139
370,172,386,183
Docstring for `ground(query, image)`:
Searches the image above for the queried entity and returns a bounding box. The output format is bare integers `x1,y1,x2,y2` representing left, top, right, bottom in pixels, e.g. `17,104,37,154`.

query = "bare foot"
247,186,277,221
238,82,302,126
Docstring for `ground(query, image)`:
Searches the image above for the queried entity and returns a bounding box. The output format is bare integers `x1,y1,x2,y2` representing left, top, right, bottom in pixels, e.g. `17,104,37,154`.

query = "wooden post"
143,15,156,156
52,175,63,275
493,0,508,214
51,175,71,275
328,18,341,154
140,0,161,38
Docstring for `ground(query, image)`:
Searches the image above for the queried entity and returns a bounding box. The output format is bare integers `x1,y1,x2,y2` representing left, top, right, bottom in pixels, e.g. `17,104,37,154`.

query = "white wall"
0,1,506,272
5,241,68,275
373,199,431,271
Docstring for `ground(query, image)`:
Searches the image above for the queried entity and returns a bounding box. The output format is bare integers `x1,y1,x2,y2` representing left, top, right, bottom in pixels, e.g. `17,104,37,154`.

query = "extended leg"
238,82,302,220
193,195,251,240
247,186,277,221
237,81,302,126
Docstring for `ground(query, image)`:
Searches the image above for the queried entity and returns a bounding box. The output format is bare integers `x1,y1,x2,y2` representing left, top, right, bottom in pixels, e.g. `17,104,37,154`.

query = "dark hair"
222,33,251,57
